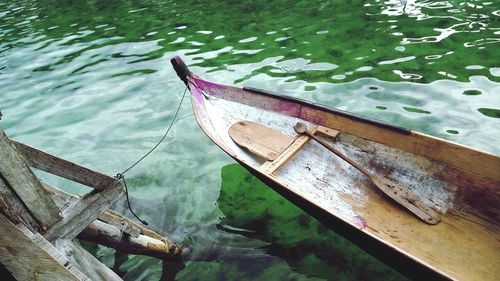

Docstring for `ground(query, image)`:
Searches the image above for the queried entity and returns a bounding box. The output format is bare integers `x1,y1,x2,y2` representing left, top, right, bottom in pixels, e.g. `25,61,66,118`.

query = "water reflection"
0,0,499,280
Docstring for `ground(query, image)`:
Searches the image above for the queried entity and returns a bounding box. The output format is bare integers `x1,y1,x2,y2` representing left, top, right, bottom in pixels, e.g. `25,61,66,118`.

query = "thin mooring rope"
105,86,188,225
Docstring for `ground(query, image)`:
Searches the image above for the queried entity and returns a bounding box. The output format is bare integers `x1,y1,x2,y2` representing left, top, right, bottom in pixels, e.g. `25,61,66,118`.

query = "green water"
1,0,499,280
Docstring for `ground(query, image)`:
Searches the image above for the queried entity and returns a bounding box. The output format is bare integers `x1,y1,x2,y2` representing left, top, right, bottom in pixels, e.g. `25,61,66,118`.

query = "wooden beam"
98,210,141,238
0,213,87,281
79,220,182,259
12,140,115,190
42,182,183,258
0,130,61,229
43,182,141,239
99,210,169,240
44,182,125,242
55,239,122,281
41,181,78,210
0,175,40,232
98,210,182,256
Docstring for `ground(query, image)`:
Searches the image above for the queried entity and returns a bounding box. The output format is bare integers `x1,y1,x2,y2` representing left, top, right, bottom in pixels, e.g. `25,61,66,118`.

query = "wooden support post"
98,210,141,238
99,210,162,240
97,211,183,256
0,213,88,281
0,175,40,232
79,220,182,259
55,239,122,281
13,141,115,190
42,182,183,258
0,129,61,229
44,182,125,242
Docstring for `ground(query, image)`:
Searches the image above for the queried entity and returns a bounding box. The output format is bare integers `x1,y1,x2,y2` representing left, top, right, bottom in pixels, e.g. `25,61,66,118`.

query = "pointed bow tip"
170,56,191,86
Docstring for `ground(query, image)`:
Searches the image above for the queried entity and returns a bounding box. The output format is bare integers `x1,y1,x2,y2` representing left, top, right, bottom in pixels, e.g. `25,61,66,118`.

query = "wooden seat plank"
259,134,312,174
228,121,341,174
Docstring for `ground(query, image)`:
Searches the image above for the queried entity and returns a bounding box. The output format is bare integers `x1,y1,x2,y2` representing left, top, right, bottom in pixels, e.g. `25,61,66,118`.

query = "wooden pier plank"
98,210,141,238
13,140,115,190
0,213,85,281
55,239,122,281
0,130,61,229
0,175,40,232
42,181,182,257
44,182,125,242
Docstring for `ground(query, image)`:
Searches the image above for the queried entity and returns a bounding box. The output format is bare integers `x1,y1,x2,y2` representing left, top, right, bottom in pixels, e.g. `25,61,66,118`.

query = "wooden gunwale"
172,57,500,281
190,75,500,223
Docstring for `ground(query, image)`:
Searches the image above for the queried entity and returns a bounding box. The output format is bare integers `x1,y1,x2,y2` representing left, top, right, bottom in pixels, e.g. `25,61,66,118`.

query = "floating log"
42,181,182,258
79,220,181,260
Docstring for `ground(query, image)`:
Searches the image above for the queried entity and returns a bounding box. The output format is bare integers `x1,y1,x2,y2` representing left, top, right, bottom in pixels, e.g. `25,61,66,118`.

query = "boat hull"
171,56,500,281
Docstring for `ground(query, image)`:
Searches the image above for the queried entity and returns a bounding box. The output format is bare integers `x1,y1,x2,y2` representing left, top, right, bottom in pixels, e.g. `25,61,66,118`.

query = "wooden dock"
0,128,182,280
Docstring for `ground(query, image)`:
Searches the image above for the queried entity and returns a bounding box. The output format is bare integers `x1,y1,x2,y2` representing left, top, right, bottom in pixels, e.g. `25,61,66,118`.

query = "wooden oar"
293,122,441,225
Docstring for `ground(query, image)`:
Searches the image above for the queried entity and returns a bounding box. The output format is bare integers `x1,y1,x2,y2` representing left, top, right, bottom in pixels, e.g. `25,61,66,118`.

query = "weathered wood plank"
0,175,40,232
258,126,340,175
41,181,78,211
44,182,125,242
99,210,176,246
55,239,122,281
0,130,61,229
300,106,500,181
0,213,85,281
98,210,141,238
316,125,340,139
41,181,182,258
31,233,72,268
13,140,115,190
43,182,140,239
79,220,182,259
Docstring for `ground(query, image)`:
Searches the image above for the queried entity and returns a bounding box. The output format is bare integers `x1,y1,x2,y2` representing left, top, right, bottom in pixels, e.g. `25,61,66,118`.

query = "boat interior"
184,73,500,281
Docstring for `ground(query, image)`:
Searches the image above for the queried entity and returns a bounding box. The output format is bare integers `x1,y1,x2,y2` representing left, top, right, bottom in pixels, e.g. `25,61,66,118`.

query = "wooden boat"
170,56,499,280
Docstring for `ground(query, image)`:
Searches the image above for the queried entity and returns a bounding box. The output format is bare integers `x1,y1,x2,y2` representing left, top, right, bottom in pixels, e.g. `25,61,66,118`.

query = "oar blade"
371,175,441,225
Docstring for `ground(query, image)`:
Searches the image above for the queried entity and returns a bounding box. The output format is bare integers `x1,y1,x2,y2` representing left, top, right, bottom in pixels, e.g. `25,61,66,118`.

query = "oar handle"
305,131,371,176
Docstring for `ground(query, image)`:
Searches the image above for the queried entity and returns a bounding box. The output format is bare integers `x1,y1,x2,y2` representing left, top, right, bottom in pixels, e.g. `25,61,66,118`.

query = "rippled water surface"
1,0,499,280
